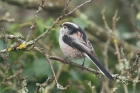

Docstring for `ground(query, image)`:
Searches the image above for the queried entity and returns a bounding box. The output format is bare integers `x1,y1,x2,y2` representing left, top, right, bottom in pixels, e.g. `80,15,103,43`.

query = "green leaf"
22,66,35,81
81,73,98,85
61,85,78,93
45,18,54,26
0,40,4,50
33,58,52,77
0,86,16,93
9,23,20,33
72,17,88,29
49,29,59,47
70,69,81,82
36,18,45,33
136,19,140,30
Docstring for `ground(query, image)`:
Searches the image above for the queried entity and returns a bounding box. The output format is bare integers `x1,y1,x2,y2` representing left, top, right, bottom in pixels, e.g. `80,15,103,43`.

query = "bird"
59,22,113,80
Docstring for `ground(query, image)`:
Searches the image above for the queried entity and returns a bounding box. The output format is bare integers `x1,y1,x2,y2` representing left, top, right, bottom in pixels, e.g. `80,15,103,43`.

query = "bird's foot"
81,58,85,70
81,63,84,70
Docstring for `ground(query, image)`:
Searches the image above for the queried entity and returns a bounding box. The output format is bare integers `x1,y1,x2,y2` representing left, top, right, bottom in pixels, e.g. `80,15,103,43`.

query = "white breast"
59,34,84,59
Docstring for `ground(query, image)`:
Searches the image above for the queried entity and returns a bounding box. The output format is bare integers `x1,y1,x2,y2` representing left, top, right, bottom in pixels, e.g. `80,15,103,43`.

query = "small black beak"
60,24,62,27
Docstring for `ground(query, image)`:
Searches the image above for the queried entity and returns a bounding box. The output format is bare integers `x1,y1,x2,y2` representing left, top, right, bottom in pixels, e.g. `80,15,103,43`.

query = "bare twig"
112,10,120,31
1,0,64,12
65,0,91,16
61,0,71,16
17,76,28,93
43,62,64,92
101,7,111,31
1,28,9,64
0,28,10,87
0,69,22,87
132,67,140,93
49,56,102,76
112,10,120,63
128,51,140,75
0,0,92,54
86,81,96,93
123,84,129,93
50,56,140,84
33,47,70,90
45,55,58,84
33,0,91,42
101,8,120,63
26,0,45,42
0,12,15,22
0,34,24,42
34,76,53,93
102,38,111,70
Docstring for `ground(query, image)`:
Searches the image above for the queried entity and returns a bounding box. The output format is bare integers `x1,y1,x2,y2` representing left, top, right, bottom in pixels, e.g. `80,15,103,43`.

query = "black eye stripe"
64,24,77,32
63,23,87,43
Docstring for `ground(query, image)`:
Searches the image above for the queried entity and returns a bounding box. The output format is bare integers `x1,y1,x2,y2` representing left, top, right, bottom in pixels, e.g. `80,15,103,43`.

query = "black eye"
64,26,67,29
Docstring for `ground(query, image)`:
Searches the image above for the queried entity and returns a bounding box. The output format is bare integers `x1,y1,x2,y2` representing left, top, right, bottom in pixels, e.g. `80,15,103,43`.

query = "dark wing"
86,39,99,61
62,35,113,80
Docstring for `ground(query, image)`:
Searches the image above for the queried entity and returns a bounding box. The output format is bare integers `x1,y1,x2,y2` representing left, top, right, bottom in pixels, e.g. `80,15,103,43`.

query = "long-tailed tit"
59,22,113,80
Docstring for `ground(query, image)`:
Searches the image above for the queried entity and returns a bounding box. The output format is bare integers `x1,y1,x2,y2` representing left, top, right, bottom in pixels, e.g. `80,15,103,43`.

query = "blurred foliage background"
0,0,140,93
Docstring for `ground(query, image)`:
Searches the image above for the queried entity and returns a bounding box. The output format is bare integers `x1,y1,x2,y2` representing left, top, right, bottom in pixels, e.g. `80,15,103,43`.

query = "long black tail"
63,36,114,80
84,53,113,80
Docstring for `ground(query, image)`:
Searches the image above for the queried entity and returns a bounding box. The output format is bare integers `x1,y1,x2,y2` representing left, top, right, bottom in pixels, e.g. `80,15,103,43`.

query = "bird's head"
60,22,80,35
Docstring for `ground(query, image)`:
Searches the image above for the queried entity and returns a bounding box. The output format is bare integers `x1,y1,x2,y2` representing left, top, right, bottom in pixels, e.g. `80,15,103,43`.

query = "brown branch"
0,0,92,54
50,56,139,84
33,0,91,42
86,81,97,93
0,34,24,42
34,76,53,93
132,67,140,93
33,47,70,90
102,38,111,70
62,0,71,16
115,0,138,31
50,56,103,76
26,0,45,42
1,0,64,12
0,69,22,87
1,28,9,64
0,12,15,22
128,51,140,75
45,55,58,84
112,10,121,63
101,9,120,63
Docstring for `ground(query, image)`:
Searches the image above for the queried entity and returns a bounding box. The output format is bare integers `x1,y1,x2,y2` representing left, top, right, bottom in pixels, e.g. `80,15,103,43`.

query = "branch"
0,12,15,22
50,56,140,85
33,0,91,42
49,56,102,76
101,9,120,63
1,0,64,12
0,69,22,87
33,46,70,90
34,76,53,93
26,0,45,42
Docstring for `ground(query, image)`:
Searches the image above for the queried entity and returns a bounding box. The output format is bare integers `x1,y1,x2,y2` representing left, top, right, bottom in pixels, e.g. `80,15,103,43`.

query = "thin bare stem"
34,76,53,93
101,8,120,63
61,0,71,16
123,84,128,93
45,55,58,84
33,47,70,90
26,0,45,42
34,0,91,42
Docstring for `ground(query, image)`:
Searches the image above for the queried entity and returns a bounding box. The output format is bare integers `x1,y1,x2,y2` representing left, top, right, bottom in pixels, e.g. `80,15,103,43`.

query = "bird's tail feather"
84,53,113,80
